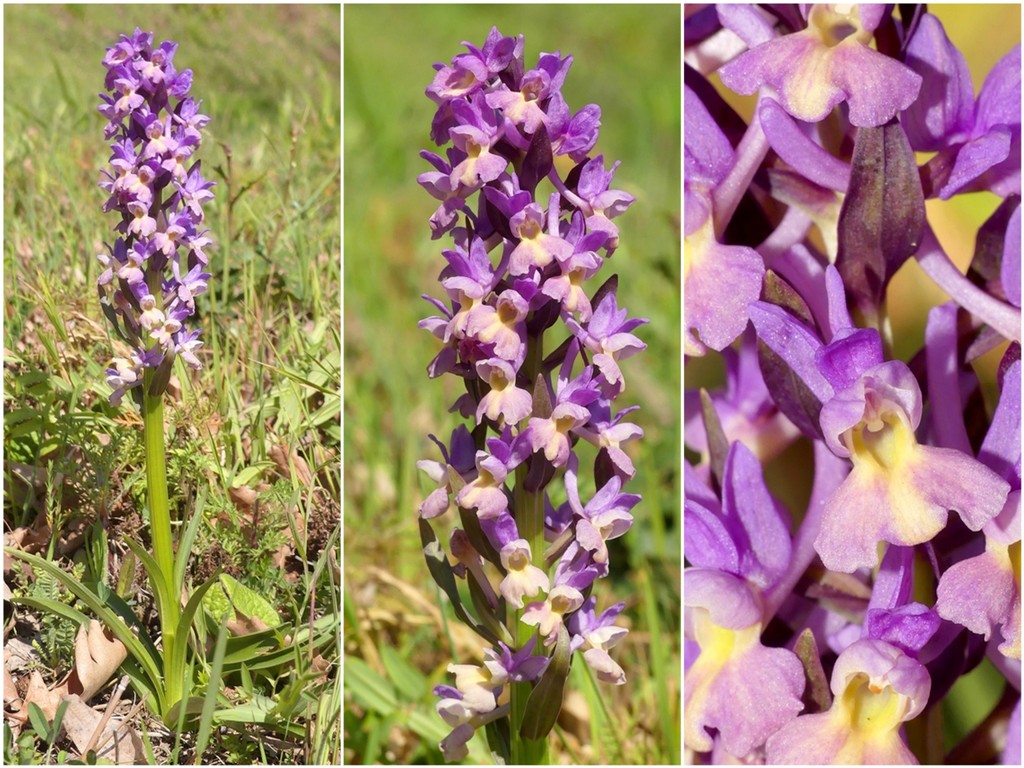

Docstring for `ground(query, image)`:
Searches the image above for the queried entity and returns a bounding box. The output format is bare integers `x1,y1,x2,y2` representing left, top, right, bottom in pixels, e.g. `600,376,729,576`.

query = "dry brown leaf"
21,669,63,721
228,484,257,514
16,621,127,722
5,513,52,557
226,611,270,638
269,443,313,486
5,637,39,673
61,694,142,764
4,667,20,705
67,621,127,701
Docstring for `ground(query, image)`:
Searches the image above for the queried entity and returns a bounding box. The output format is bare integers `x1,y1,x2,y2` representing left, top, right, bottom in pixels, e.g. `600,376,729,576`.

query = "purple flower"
684,569,805,758
815,359,1009,572
765,639,930,764
567,597,628,684
575,155,635,250
564,454,638,564
566,291,647,393
683,84,764,356
719,5,922,127
903,14,1021,198
524,364,601,467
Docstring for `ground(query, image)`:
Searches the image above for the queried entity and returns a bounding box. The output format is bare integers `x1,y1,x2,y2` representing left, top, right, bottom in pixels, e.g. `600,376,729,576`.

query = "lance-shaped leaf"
968,194,1020,289
418,519,502,645
519,123,553,195
699,388,728,494
531,372,553,420
588,273,619,317
484,715,511,765
520,624,571,739
466,567,513,646
836,118,925,324
148,352,174,397
794,629,831,714
752,272,829,439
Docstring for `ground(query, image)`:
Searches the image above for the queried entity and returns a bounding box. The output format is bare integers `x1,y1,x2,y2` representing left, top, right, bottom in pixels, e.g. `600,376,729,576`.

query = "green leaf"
122,537,173,634
419,519,501,645
520,624,570,740
466,569,511,645
14,597,89,629
219,573,282,628
167,576,219,700
202,579,233,623
173,490,207,595
194,621,229,758
231,463,272,489
5,549,164,713
379,645,427,702
343,656,397,715
27,702,50,741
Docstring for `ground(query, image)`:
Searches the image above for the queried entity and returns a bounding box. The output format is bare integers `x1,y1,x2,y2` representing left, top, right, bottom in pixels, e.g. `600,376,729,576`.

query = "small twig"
88,692,148,760
82,675,131,755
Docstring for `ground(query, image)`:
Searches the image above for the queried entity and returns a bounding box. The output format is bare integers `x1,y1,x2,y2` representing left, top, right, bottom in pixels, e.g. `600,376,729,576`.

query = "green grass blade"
12,596,89,628
193,620,229,761
122,536,173,625
5,548,165,711
642,570,678,763
169,575,219,696
173,488,207,595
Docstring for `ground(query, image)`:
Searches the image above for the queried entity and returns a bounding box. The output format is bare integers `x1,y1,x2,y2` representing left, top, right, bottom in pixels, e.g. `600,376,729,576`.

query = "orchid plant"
685,5,1020,765
8,28,216,724
416,27,645,763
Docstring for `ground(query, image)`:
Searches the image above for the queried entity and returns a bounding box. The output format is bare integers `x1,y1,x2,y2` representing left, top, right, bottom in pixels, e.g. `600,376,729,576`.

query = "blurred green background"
344,4,680,763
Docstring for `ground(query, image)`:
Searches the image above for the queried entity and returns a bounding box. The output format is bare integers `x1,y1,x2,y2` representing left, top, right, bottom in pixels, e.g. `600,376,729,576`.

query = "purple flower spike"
97,29,214,405
719,5,922,127
418,28,645,757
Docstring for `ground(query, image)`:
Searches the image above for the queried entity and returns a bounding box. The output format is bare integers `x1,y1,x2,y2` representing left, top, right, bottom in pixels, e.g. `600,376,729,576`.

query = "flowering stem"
510,333,548,765
142,379,181,709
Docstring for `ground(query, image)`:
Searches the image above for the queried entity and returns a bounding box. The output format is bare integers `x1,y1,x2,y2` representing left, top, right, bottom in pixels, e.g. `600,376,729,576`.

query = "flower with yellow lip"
719,4,922,127
684,569,804,758
815,360,1010,573
766,639,930,764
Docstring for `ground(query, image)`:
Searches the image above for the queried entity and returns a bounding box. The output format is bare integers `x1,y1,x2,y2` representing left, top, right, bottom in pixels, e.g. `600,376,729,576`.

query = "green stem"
142,376,181,711
508,333,548,765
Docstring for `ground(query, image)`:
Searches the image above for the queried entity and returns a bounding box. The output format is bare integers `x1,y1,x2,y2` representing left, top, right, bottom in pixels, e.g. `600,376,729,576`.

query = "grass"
4,5,340,764
343,5,681,763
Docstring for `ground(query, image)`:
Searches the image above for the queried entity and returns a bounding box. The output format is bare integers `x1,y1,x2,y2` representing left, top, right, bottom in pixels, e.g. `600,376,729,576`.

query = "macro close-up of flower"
685,3,1020,766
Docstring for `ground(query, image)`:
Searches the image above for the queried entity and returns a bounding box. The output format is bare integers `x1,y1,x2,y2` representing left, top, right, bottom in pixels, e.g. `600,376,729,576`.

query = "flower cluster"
97,28,214,405
417,27,645,761
686,5,1020,765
